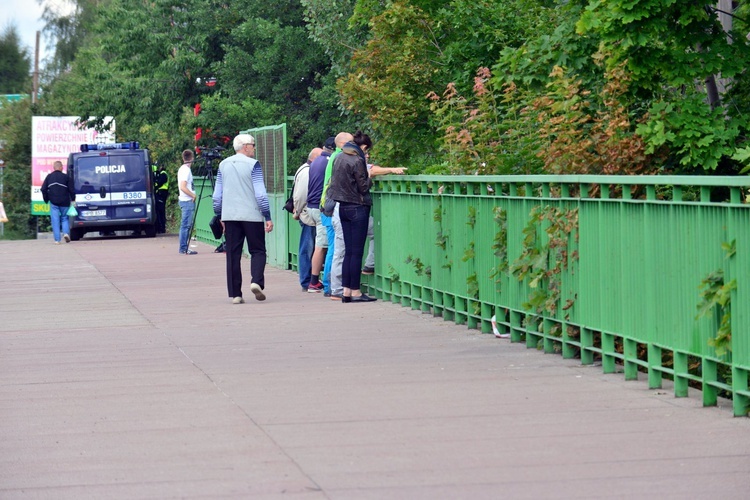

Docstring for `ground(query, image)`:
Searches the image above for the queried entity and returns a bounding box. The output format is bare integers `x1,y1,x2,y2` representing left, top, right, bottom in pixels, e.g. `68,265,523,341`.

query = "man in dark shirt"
304,137,334,292
41,161,76,244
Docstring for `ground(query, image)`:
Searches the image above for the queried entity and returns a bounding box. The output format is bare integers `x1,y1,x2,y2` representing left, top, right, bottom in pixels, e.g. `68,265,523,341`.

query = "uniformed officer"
153,162,169,233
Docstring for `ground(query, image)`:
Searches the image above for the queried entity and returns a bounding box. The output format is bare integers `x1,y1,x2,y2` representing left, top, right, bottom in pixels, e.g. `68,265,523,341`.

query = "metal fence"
366,175,750,416
201,161,750,416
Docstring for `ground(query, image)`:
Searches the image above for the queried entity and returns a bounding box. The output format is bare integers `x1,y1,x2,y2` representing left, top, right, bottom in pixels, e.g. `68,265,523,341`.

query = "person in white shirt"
178,149,197,254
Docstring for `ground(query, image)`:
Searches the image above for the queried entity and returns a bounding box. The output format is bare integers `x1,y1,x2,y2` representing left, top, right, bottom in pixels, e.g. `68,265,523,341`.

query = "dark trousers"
155,191,168,233
339,203,370,291
224,220,267,298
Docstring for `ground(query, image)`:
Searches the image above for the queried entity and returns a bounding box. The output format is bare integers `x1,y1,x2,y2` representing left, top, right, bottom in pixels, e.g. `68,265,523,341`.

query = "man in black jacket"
41,161,76,244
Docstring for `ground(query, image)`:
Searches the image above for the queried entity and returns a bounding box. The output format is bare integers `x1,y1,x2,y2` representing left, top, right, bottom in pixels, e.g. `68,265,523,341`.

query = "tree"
40,0,350,171
0,24,31,94
338,0,562,170
338,1,441,166
0,98,35,238
40,0,102,80
577,0,750,171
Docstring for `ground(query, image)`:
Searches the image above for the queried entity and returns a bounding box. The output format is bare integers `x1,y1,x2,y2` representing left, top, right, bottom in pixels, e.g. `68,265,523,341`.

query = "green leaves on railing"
435,231,448,250
511,205,579,317
696,240,737,357
466,206,477,229
461,241,475,262
721,239,736,259
405,255,429,278
489,207,509,286
387,264,400,283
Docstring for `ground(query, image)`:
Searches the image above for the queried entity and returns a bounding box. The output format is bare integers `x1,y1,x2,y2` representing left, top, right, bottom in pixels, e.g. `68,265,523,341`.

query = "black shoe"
350,294,377,303
361,267,375,275
342,296,352,303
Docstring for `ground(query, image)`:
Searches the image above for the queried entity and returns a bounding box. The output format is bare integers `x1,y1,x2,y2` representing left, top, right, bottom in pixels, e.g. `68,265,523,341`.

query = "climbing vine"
405,254,430,278
489,206,508,286
510,205,579,316
696,240,736,356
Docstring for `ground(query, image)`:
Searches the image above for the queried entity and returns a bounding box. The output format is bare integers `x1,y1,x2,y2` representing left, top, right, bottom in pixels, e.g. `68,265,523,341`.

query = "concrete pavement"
1,235,749,499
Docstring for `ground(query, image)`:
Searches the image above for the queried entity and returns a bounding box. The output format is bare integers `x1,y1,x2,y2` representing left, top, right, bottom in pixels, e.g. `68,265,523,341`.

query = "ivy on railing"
696,240,736,356
510,205,579,316
489,206,509,289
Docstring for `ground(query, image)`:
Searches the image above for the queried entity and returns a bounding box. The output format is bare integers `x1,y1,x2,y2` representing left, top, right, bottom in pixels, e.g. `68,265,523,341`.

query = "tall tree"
0,24,32,94
40,0,103,79
0,98,35,237
577,0,750,171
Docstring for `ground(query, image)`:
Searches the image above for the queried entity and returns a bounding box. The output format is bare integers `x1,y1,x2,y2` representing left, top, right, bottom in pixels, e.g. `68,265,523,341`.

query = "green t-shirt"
319,147,341,208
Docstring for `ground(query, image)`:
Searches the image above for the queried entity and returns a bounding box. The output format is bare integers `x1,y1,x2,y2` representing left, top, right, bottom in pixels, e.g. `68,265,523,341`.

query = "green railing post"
702,359,718,407
648,344,663,389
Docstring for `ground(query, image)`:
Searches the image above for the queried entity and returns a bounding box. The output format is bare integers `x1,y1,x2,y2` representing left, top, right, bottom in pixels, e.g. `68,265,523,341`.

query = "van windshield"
75,153,148,193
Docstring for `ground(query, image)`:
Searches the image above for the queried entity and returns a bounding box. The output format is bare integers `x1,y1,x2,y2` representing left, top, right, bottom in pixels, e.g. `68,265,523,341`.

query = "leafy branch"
696,240,737,356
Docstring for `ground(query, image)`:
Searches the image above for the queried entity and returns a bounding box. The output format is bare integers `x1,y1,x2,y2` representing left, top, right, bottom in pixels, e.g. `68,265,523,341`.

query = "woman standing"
327,131,377,303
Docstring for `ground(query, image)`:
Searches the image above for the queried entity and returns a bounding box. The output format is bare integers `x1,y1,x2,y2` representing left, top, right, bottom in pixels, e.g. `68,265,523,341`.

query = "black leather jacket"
327,143,372,206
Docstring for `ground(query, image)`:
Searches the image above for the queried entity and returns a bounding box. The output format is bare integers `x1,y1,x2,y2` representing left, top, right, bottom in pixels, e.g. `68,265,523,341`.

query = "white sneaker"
63,234,70,243
250,283,266,301
232,296,245,304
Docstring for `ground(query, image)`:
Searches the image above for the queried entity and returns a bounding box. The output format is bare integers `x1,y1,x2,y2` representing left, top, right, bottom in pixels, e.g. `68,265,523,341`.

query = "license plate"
81,210,106,217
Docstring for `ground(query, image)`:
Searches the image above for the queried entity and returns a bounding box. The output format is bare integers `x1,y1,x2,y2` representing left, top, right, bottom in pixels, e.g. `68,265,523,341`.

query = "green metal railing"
202,165,750,416
366,175,749,416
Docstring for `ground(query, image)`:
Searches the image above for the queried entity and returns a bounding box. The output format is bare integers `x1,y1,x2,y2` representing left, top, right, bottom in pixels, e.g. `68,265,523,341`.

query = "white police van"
67,142,157,240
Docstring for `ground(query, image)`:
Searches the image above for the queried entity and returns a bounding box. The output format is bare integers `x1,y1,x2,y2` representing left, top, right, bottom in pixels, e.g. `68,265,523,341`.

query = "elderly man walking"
213,134,273,304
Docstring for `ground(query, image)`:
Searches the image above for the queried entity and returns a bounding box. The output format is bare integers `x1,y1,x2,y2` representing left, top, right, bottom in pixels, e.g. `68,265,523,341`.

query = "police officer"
153,161,169,233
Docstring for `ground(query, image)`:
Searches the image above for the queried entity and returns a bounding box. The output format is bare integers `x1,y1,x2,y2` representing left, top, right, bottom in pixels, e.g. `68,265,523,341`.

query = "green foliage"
435,230,447,250
577,0,750,173
467,273,478,299
636,95,742,171
405,254,426,277
466,205,476,228
0,24,31,94
30,0,750,181
489,206,508,284
387,263,400,282
40,0,100,80
461,241,475,263
696,241,737,356
39,0,350,170
427,68,542,174
338,1,441,167
511,206,579,316
0,99,35,238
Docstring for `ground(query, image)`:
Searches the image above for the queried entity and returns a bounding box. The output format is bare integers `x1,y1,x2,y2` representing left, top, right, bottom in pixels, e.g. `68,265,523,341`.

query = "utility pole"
32,31,40,104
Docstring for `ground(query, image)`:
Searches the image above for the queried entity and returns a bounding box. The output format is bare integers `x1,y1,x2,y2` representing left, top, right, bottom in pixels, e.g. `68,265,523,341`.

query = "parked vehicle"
67,142,157,240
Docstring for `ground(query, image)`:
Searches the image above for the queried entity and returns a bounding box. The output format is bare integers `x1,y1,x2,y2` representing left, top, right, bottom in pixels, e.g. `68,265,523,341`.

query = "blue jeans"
321,212,334,293
298,221,315,289
179,200,195,253
50,204,70,242
339,203,370,291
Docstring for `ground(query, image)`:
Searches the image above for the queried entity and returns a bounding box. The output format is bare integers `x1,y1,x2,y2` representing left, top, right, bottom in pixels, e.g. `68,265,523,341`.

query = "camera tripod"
188,148,224,251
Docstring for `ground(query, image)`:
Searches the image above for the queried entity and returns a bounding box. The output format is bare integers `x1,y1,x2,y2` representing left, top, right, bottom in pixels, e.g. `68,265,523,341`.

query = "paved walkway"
1,235,749,499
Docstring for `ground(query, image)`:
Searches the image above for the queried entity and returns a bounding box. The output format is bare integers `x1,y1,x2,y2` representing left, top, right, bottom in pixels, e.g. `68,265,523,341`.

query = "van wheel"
144,224,157,238
70,229,84,241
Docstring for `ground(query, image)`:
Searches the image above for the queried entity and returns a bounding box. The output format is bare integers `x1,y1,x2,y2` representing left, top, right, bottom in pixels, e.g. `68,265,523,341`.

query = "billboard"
31,116,115,215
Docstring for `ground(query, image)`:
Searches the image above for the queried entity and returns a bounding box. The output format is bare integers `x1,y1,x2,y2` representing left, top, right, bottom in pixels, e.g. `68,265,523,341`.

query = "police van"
67,142,157,240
